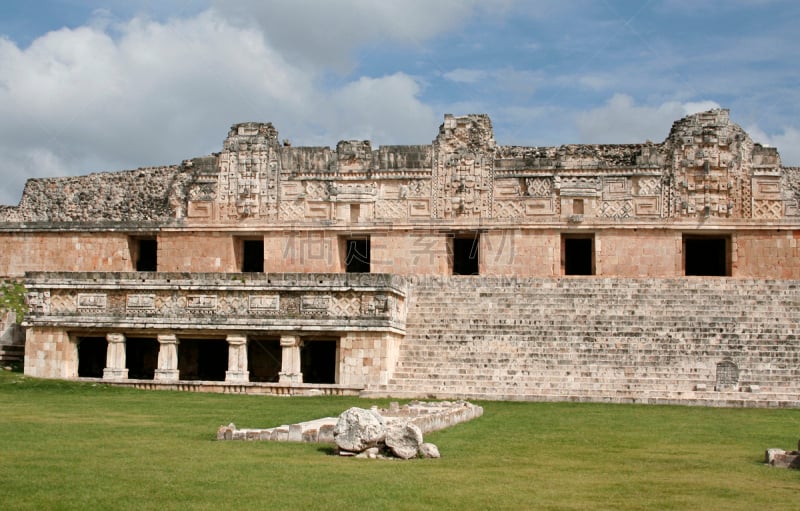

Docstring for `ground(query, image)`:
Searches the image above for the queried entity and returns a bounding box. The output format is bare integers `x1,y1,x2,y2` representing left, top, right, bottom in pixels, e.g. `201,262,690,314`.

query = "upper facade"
1,109,798,229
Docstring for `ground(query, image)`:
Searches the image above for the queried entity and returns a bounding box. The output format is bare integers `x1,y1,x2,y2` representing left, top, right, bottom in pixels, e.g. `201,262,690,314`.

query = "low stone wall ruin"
216,400,484,443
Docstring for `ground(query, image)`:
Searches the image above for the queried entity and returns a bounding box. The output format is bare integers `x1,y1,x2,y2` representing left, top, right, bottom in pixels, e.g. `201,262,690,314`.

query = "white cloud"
213,0,504,71
320,73,437,144
443,68,488,84
575,94,721,144
0,9,439,205
575,95,800,165
772,128,800,166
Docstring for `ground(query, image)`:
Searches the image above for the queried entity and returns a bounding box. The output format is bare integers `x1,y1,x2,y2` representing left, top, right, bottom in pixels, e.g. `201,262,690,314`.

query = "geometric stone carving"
408,200,430,218
634,197,660,216
602,177,630,199
525,177,552,197
493,200,524,219
752,178,782,200
635,176,660,196
375,200,408,220
753,199,783,219
330,294,360,317
600,200,633,218
279,201,305,221
524,198,555,216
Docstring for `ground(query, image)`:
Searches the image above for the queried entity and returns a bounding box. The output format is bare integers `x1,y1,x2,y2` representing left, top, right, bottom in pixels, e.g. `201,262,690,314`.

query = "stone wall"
0,166,190,223
734,230,800,278
5,228,800,279
595,230,681,277
157,232,238,272
0,232,134,278
24,326,75,378
372,276,800,406
262,231,344,273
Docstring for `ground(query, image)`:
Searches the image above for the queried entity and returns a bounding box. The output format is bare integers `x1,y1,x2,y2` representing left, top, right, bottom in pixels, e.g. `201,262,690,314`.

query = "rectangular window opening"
241,239,264,272
562,234,595,275
684,235,730,276
133,238,157,271
248,338,282,383
300,339,338,384
345,238,370,273
452,233,480,275
125,338,159,380
77,336,107,378
178,339,228,381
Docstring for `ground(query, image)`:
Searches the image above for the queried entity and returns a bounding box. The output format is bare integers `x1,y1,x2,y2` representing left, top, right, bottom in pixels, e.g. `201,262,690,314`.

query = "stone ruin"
216,400,484,459
4,109,800,407
765,440,800,469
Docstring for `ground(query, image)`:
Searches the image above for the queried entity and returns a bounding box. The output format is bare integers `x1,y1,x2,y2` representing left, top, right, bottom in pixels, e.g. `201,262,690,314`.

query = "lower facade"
25,327,401,395
20,272,800,407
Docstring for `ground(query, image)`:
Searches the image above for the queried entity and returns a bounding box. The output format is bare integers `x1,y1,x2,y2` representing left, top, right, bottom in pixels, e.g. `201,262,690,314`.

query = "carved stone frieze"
23,273,410,333
3,109,797,226
77,293,107,310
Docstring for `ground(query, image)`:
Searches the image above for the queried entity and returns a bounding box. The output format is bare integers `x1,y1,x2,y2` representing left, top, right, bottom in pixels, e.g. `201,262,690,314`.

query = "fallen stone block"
385,422,423,459
419,443,440,459
334,407,386,452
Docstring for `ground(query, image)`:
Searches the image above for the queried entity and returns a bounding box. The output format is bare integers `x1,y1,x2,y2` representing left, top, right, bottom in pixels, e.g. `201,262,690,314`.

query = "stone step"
0,345,23,363
390,279,800,405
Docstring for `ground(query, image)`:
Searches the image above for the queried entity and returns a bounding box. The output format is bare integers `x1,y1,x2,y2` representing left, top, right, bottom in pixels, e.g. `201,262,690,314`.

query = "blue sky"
1,0,798,205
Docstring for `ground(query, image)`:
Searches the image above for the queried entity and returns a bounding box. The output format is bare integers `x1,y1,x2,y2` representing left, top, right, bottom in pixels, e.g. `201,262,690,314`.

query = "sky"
0,0,798,205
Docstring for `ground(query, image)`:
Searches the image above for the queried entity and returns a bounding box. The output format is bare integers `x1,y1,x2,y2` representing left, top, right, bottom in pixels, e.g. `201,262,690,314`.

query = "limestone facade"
2,109,800,404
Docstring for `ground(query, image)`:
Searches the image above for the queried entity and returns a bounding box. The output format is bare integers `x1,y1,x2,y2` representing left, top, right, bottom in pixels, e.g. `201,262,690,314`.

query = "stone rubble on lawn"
764,439,800,469
217,400,483,459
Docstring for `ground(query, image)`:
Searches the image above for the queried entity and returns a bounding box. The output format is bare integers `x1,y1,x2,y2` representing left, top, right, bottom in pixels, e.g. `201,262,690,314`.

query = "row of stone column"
102,333,304,383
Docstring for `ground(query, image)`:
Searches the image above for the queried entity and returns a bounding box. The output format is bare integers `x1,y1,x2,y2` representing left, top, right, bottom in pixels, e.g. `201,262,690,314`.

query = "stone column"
155,334,180,381
225,334,249,382
103,333,128,380
279,335,302,384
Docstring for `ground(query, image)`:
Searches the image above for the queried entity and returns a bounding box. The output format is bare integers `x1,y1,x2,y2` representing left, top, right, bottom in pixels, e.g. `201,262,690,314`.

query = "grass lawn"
1,370,798,510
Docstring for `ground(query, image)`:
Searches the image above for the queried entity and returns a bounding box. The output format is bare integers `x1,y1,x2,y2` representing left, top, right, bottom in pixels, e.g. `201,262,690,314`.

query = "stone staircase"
0,344,23,365
370,277,800,407
0,311,24,366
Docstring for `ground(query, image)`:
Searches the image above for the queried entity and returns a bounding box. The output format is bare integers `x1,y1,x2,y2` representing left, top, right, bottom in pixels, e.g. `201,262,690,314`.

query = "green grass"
1,371,798,510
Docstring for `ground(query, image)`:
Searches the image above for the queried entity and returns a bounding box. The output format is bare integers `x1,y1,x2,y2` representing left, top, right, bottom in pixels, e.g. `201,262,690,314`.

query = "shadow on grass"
317,445,337,456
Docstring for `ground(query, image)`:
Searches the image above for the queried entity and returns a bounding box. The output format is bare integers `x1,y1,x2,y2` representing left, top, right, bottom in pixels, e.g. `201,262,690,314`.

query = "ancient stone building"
1,109,799,405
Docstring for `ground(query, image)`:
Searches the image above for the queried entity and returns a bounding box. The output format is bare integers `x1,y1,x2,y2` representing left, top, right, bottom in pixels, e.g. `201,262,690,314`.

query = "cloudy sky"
1,0,798,205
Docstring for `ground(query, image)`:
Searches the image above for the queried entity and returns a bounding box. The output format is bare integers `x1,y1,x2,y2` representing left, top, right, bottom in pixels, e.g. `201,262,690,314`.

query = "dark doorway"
77,337,107,378
345,238,370,273
684,236,729,276
135,239,158,271
178,339,228,381
248,339,282,382
241,239,264,272
452,234,480,275
300,340,337,384
126,338,159,380
563,235,594,275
